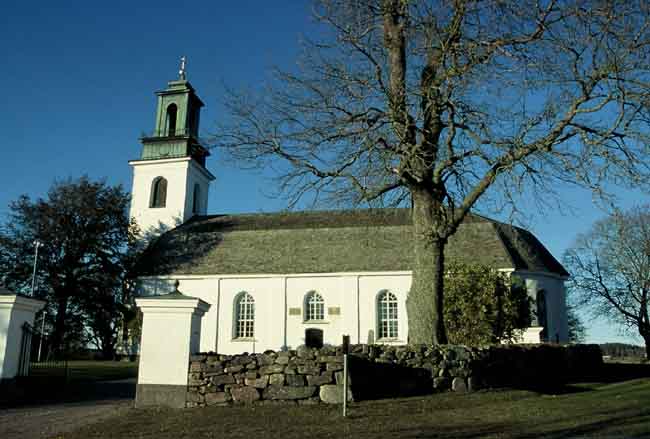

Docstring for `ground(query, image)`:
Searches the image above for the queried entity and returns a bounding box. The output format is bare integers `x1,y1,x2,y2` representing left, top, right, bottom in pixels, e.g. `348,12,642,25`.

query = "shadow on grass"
509,409,650,439
0,377,136,409
592,362,650,383
392,410,650,439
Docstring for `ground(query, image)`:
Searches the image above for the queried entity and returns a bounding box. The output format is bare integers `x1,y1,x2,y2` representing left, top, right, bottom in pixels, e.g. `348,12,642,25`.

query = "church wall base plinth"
136,383,188,408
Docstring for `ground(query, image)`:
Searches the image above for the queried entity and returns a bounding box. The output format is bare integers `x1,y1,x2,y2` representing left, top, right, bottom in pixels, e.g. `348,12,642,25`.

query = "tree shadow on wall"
132,215,223,277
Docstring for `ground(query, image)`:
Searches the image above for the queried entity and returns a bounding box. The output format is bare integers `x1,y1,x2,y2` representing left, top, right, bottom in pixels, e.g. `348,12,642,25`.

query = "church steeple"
140,56,209,167
128,59,215,238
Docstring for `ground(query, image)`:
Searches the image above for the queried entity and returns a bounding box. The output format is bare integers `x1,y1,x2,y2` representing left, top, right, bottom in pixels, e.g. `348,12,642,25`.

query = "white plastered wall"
138,271,410,355
129,157,213,237
137,269,568,354
183,160,211,217
515,271,569,343
358,274,411,345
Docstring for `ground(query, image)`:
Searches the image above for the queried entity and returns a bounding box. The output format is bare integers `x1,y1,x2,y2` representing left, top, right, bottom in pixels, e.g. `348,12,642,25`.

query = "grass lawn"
65,361,138,382
30,360,138,382
58,378,650,439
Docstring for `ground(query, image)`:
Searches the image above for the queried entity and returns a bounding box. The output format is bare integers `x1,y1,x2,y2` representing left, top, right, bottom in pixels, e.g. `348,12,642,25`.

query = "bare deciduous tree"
215,0,650,344
564,206,650,359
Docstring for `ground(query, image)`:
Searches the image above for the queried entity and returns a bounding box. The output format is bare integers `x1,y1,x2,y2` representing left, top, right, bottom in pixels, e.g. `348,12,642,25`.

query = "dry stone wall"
186,344,602,408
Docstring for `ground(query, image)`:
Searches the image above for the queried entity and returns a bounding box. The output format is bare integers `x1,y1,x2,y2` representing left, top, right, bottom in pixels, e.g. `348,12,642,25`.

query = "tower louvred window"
165,103,177,136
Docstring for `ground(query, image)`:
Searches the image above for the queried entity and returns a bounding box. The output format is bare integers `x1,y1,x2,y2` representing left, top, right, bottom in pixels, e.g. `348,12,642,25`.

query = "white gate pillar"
135,283,210,408
0,288,45,381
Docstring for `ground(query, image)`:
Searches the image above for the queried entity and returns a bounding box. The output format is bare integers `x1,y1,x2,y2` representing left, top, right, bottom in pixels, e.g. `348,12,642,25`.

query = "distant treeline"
599,343,646,358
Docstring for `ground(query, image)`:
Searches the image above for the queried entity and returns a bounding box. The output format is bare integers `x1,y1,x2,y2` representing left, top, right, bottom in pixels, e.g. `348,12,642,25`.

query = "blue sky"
0,1,644,345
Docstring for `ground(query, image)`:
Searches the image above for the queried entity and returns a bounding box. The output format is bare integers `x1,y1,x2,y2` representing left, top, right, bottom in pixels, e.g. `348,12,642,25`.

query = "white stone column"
519,326,544,344
135,292,210,408
0,290,45,381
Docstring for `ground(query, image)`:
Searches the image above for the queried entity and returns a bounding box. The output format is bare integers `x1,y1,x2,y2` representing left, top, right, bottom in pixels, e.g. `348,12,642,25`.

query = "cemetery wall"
186,343,602,407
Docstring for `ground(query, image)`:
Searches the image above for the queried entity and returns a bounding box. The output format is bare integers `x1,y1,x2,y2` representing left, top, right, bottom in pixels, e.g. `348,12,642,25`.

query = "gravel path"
0,399,132,439
0,379,135,439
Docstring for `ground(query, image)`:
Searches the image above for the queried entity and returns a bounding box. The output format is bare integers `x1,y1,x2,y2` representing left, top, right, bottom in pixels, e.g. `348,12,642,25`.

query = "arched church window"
192,183,201,214
234,292,255,339
150,177,167,208
377,290,398,339
165,103,178,136
304,291,324,321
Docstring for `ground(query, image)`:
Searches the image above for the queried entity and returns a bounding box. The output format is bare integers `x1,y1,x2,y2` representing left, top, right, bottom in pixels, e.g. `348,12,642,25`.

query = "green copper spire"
139,57,209,166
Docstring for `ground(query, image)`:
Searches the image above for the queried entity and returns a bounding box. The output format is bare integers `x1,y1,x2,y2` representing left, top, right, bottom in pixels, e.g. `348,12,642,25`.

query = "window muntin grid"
305,291,325,321
378,290,398,339
235,292,255,339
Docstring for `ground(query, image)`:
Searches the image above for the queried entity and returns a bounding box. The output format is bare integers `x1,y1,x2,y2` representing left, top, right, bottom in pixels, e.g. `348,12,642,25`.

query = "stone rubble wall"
186,343,602,408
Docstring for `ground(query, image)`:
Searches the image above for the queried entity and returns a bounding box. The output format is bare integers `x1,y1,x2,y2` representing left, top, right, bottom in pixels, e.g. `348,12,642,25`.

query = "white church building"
129,69,569,356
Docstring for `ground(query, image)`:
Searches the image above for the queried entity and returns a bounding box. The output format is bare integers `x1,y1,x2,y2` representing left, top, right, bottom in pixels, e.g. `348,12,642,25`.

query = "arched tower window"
165,103,178,136
377,290,398,339
192,183,201,214
150,177,167,208
234,292,255,339
304,291,325,321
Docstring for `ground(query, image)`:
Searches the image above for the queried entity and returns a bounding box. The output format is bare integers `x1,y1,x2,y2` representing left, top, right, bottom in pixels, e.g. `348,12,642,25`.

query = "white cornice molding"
136,297,211,316
128,157,193,166
0,295,46,313
128,157,216,181
188,158,216,181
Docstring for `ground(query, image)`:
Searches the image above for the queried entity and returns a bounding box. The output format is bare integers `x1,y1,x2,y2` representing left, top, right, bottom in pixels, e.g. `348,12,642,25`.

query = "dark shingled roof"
135,208,568,277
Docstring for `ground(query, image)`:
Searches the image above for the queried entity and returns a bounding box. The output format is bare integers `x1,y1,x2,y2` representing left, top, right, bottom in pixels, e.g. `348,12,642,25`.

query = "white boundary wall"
0,294,45,380
136,296,210,386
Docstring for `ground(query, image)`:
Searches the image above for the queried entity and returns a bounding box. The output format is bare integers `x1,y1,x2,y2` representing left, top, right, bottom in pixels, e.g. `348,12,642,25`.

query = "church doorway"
305,328,323,348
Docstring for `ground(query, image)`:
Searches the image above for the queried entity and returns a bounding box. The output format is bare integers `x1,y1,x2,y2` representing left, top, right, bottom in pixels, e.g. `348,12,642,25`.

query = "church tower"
129,58,215,237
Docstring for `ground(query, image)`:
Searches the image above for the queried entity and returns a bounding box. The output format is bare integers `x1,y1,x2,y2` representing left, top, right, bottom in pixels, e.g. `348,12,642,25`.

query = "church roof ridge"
181,207,496,233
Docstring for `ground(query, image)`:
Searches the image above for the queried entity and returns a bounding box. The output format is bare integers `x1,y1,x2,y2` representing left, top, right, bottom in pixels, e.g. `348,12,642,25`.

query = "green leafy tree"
0,176,134,359
216,0,650,344
443,263,530,345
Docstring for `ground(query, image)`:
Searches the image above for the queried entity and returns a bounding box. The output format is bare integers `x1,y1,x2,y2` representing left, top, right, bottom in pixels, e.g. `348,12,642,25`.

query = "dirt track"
0,379,135,439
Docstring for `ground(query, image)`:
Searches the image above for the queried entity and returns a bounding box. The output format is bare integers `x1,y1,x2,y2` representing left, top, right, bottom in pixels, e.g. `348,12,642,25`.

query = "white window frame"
304,291,325,322
234,292,255,339
377,290,398,340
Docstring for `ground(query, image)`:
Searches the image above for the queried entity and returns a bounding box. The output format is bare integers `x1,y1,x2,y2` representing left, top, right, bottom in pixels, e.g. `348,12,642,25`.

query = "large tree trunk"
407,189,448,345
52,296,68,356
100,334,116,360
640,293,649,360
640,324,650,361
